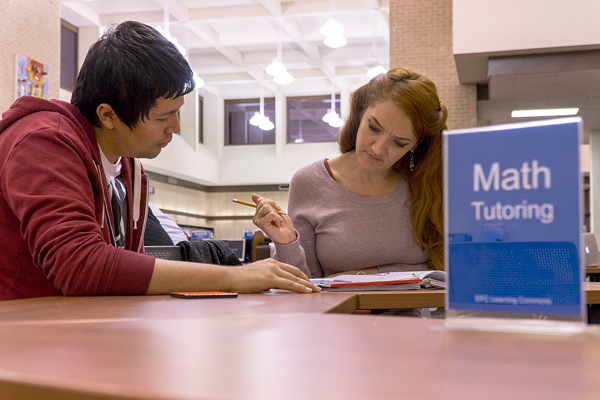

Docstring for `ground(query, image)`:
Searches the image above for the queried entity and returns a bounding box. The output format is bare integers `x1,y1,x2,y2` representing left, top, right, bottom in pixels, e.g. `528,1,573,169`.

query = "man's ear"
96,103,118,130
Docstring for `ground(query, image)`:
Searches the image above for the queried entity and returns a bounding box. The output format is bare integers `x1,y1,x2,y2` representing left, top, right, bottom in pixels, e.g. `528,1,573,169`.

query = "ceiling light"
324,77,342,128
511,108,579,118
193,72,204,88
322,109,335,124
267,19,293,85
295,137,304,143
259,116,274,131
324,34,347,49
321,0,346,49
273,71,293,85
249,111,263,126
320,17,344,37
156,27,186,56
367,65,387,79
364,14,385,79
253,82,274,131
329,112,344,128
266,59,286,77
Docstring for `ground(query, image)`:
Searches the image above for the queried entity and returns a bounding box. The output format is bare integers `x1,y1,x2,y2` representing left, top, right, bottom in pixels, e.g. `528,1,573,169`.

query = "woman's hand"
251,193,297,245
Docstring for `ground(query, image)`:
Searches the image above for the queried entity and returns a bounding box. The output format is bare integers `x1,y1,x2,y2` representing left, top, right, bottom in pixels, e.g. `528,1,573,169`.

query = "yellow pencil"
232,199,282,215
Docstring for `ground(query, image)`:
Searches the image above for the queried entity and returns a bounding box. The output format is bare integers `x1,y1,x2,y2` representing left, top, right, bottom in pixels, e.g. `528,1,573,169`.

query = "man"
0,21,318,300
144,204,188,246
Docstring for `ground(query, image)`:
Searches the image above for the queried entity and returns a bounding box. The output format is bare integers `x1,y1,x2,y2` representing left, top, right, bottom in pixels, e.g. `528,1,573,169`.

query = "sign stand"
443,118,585,334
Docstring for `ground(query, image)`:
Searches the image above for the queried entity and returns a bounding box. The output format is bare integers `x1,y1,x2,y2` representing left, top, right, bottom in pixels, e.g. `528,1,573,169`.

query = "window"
287,95,341,143
60,20,78,91
225,98,275,145
198,95,204,144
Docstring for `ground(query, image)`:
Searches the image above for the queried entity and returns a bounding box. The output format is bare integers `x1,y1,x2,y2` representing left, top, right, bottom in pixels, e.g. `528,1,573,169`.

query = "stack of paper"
310,271,446,292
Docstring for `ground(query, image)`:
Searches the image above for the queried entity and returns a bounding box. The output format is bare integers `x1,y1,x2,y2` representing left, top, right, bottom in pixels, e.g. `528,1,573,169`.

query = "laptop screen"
224,239,246,262
584,233,600,267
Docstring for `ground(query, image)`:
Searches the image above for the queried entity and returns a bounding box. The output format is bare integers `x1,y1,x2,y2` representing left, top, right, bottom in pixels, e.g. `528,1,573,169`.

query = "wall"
389,0,477,130
453,0,600,56
141,88,343,186
0,0,61,115
453,0,600,83
149,180,289,239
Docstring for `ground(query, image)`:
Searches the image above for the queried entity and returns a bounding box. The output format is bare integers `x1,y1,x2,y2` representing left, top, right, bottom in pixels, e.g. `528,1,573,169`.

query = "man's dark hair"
71,21,195,129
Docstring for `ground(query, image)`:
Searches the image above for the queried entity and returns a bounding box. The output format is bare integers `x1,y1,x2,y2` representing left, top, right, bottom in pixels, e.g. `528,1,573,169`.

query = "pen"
232,199,282,215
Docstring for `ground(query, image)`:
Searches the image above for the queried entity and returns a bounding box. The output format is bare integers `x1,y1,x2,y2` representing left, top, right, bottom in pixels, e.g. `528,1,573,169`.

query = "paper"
310,271,446,290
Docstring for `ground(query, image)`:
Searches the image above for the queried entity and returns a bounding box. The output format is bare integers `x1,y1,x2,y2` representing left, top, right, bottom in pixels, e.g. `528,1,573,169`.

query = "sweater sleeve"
2,126,154,296
272,232,309,277
274,164,324,279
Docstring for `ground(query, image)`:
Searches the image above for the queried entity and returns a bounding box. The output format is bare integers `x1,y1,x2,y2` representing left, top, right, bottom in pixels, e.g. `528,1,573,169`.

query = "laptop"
584,233,600,267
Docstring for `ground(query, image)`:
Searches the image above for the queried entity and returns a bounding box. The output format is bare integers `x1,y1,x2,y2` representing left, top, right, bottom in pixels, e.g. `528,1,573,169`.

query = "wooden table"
1,290,600,400
350,283,600,310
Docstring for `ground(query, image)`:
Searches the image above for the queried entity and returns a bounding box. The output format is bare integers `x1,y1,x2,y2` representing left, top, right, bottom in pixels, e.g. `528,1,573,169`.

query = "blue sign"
444,118,583,316
191,231,213,239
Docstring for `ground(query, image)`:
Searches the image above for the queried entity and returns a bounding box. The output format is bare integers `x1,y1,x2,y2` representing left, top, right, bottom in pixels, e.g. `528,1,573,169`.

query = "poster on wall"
15,53,49,100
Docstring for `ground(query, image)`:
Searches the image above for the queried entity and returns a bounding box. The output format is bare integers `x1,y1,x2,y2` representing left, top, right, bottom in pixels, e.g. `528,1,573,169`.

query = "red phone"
170,291,238,299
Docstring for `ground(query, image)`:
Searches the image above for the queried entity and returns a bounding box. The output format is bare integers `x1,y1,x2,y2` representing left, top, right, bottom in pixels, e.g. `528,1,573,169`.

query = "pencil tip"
232,199,238,202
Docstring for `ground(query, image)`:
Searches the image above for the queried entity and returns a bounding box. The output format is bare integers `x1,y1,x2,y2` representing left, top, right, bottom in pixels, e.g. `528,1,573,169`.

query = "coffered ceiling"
61,0,390,98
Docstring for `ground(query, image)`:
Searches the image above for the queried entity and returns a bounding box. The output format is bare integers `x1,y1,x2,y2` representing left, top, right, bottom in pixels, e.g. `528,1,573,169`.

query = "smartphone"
170,291,238,299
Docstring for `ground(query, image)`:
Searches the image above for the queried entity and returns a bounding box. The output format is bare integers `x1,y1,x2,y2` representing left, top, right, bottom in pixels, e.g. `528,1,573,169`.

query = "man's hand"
147,258,321,295
227,258,321,294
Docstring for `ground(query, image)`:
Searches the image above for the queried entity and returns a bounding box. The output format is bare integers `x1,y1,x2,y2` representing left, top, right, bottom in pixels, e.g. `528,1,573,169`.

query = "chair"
255,245,271,261
251,231,265,262
144,245,182,261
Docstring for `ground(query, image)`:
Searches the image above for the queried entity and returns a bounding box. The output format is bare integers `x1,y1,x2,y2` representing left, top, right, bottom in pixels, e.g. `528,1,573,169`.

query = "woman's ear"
96,103,118,130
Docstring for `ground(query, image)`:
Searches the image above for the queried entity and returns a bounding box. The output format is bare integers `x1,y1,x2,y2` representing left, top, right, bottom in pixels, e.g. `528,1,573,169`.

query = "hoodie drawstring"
133,159,142,230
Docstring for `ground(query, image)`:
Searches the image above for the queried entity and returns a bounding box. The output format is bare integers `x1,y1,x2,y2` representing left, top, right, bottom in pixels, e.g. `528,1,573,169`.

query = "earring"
409,150,415,172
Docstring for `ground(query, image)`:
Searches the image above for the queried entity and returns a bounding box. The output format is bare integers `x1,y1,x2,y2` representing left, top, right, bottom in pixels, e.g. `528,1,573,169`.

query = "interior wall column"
389,0,477,130
590,130,600,235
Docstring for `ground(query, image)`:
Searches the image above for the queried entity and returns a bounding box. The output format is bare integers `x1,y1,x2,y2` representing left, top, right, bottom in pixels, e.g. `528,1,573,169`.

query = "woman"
252,67,447,279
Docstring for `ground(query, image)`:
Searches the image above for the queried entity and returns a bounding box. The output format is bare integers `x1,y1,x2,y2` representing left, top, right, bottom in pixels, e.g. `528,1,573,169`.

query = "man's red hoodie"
0,96,154,300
